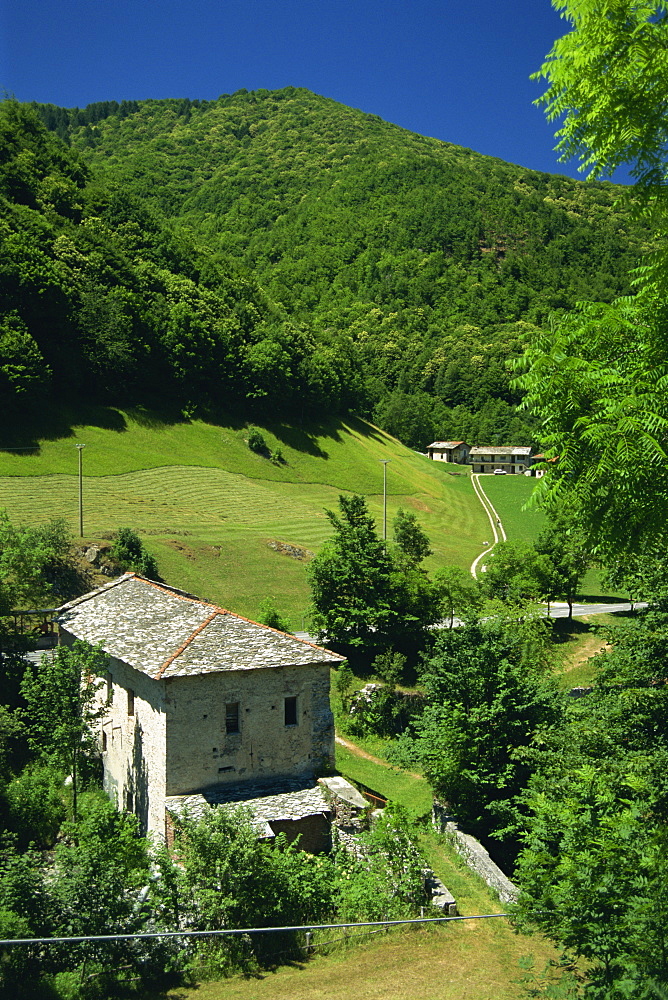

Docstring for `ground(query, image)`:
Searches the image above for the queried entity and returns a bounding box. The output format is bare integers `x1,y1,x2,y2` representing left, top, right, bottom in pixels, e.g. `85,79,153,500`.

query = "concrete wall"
165,663,334,795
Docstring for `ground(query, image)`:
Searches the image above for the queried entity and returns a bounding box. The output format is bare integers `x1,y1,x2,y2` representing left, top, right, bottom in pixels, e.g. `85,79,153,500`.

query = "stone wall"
318,776,370,833
165,663,334,796
432,801,518,906
95,651,167,836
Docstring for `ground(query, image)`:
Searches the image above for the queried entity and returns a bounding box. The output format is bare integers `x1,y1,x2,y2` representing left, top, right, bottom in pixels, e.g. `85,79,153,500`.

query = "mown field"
0,409,494,622
480,474,546,542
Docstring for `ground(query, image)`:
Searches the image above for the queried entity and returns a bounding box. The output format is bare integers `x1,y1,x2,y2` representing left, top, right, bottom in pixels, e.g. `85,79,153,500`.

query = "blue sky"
1,1,624,182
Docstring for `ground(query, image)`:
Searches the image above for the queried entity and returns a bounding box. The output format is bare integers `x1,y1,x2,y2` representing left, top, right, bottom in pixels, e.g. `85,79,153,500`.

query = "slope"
34,89,649,448
0,410,489,624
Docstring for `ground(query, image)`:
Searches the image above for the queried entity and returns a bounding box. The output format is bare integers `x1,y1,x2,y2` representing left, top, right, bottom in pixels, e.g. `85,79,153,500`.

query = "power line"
0,912,510,948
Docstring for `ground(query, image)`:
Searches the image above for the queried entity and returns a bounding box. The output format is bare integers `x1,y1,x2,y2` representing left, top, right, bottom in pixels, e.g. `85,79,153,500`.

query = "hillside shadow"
1,401,394,461
0,400,206,454
268,421,331,458
266,414,391,459
345,413,390,444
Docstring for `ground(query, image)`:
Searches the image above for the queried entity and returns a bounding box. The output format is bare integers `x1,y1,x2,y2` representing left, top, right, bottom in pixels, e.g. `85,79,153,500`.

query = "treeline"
0,101,365,428
18,87,647,447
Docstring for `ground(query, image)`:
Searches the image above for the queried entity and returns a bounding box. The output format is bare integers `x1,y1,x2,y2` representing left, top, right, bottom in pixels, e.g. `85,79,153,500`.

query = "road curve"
470,474,506,579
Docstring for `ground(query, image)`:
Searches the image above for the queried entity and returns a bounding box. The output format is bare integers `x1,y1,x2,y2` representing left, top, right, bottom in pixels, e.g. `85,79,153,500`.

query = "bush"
5,765,66,849
257,598,292,633
110,527,159,580
246,426,268,455
174,805,335,972
334,806,427,921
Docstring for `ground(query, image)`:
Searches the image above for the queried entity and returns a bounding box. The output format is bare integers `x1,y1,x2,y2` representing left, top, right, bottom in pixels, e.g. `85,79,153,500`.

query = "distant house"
468,446,533,474
426,440,470,463
57,574,343,843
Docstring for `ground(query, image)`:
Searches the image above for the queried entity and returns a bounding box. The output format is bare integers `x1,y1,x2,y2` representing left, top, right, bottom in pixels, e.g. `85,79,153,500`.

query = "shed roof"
57,574,343,679
165,779,331,831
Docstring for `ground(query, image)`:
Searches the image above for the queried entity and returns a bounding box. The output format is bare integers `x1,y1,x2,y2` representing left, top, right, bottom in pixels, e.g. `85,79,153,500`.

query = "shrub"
334,806,427,921
5,765,66,849
110,527,159,580
257,598,292,633
246,426,268,455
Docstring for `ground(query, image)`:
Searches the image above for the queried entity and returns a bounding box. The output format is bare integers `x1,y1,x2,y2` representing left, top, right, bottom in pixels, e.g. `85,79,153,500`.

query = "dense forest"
0,90,647,447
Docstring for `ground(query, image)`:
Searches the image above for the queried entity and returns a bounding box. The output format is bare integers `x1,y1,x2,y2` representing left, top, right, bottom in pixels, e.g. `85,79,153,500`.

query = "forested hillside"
1,90,647,446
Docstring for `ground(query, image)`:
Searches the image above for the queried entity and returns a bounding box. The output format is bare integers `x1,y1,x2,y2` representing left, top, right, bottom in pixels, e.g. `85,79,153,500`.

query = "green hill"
0,410,490,623
21,89,648,450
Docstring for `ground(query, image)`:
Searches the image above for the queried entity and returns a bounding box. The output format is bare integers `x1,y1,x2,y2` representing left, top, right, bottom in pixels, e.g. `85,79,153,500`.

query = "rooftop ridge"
140,576,341,659
155,610,222,679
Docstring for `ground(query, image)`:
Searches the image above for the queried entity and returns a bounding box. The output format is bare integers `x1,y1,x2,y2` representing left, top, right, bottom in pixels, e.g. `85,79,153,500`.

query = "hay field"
0,411,492,622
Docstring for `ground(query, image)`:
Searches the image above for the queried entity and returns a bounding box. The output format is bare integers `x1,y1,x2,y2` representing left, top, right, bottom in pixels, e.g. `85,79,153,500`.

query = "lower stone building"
57,573,344,841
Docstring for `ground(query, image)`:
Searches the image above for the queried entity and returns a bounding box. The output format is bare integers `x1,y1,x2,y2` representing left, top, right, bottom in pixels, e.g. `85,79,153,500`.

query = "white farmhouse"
57,574,343,843
467,446,533,474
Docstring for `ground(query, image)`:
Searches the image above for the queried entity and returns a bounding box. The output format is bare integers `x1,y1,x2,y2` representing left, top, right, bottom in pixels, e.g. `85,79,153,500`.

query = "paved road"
548,601,645,619
293,602,642,643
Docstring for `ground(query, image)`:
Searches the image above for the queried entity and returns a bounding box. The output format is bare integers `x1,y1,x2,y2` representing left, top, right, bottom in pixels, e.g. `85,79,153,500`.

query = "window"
127,688,134,716
225,702,240,734
101,730,107,752
284,696,298,726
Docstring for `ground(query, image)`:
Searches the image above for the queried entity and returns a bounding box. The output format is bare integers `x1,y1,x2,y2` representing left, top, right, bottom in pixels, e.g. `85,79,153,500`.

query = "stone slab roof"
57,574,343,679
468,446,532,457
165,779,331,833
426,441,466,449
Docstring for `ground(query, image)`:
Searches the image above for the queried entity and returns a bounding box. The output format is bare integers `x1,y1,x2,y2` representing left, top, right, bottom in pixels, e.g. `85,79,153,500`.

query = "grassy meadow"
0,409,495,622
480,474,546,542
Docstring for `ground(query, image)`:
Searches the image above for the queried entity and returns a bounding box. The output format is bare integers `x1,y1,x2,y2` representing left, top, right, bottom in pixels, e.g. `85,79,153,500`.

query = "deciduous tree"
20,641,106,819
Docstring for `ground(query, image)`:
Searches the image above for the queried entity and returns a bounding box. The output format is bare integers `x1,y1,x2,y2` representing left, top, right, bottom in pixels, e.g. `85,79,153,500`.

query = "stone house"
426,440,470,463
57,574,344,843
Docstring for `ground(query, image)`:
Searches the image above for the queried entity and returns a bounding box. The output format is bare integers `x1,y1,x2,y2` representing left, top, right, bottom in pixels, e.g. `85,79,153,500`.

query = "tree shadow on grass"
576,593,630,605
550,617,593,646
0,398,215,454
266,414,391,459
268,421,331,459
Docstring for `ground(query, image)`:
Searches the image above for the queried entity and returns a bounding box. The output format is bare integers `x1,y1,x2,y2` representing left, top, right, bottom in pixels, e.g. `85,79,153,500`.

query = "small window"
284,696,298,726
226,702,240,734
101,730,107,752
127,688,134,716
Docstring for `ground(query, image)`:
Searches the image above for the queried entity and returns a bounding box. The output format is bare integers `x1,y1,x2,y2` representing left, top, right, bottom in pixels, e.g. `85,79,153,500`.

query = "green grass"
334,743,433,819
477,475,546,544
0,409,490,621
480,476,628,603
158,919,558,1000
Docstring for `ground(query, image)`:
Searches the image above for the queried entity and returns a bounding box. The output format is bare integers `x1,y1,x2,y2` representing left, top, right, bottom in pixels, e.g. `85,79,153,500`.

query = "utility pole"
379,460,390,542
75,444,85,537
